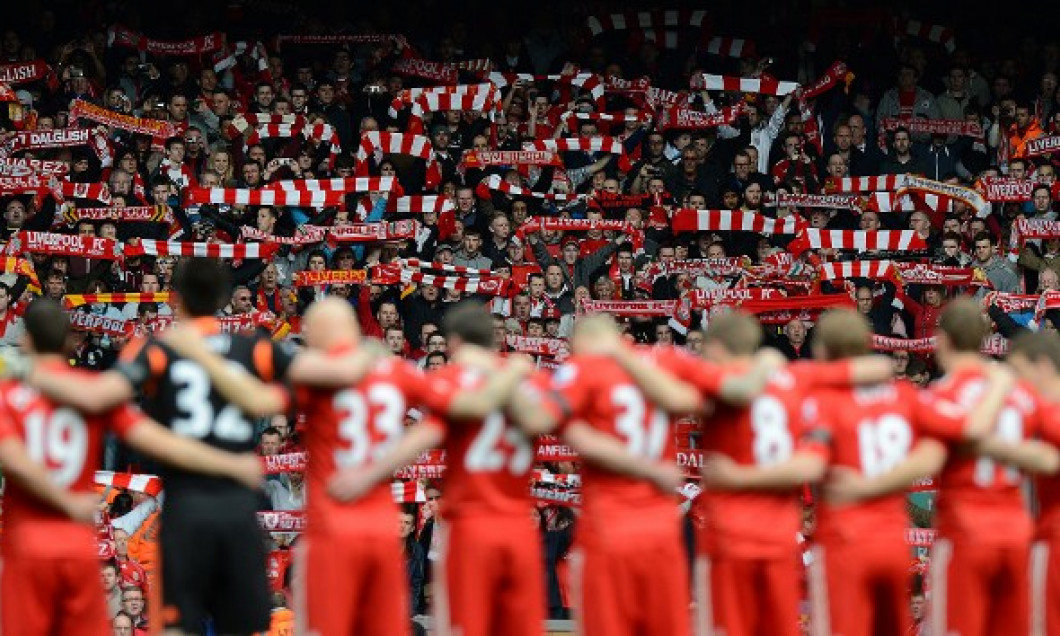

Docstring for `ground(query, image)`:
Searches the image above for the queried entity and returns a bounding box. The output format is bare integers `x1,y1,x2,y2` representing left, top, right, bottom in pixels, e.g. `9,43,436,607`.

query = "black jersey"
114,320,294,493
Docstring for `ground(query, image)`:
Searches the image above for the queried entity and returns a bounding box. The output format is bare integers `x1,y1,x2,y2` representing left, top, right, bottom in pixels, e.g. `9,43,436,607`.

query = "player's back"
698,365,807,557
0,365,139,558
297,357,425,535
117,327,293,496
1033,401,1060,540
426,363,536,520
930,366,1040,542
552,354,678,532
806,381,925,543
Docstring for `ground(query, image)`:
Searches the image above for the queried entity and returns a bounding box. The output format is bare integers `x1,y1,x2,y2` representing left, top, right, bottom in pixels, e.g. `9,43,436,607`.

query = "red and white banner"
978,177,1035,202
1013,217,1060,244
894,18,956,53
671,208,805,235
262,452,308,475
0,59,56,87
817,260,897,282
0,157,68,178
69,99,176,143
476,174,587,203
826,174,911,193
879,117,981,138
386,195,454,215
896,175,989,217
391,58,458,84
506,335,569,358
326,220,419,245
657,104,743,131
460,150,563,169
257,510,307,532
292,270,368,287
775,193,863,210
5,231,122,260
1026,135,1060,157
585,10,707,36
69,311,134,338
63,205,171,224
894,262,990,287
581,299,678,316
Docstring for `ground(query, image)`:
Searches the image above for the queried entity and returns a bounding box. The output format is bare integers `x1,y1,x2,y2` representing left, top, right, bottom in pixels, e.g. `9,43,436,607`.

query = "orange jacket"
1009,118,1045,158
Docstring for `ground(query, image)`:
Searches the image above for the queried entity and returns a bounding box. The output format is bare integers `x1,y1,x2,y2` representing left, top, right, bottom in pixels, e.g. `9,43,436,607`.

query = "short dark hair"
1009,331,1060,370
172,258,230,317
24,299,69,354
938,297,986,352
442,301,495,348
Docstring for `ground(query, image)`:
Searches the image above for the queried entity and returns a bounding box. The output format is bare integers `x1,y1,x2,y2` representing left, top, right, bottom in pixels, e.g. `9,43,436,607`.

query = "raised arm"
328,422,445,502
561,421,682,493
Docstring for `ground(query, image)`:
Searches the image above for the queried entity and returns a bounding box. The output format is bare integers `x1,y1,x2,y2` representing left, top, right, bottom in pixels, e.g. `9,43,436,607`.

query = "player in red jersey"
919,299,1046,636
165,298,537,636
986,332,1060,635
0,299,265,636
547,315,722,636
328,306,682,636
700,309,1015,636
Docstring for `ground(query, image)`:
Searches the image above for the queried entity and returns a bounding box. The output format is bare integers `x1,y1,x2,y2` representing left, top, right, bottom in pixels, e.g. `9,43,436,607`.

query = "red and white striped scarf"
94,471,162,496
241,116,341,168
691,73,799,96
581,299,678,316
893,18,956,53
183,186,345,208
585,10,707,36
488,71,604,105
787,229,928,254
524,136,628,156
273,34,408,50
475,174,586,203
212,40,268,73
125,240,279,260
406,85,502,134
355,132,440,189
106,24,226,56
374,260,512,296
702,36,756,58
687,287,786,309
645,257,749,279
0,157,68,178
460,150,563,171
386,195,454,214
825,174,911,193
5,231,122,260
389,83,497,118
798,62,852,102
817,260,898,282
879,117,981,138
241,226,326,245
0,175,59,202
671,208,805,234
895,262,989,287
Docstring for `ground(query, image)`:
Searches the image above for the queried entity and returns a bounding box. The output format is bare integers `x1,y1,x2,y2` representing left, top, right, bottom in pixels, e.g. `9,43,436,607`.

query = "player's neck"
938,351,982,374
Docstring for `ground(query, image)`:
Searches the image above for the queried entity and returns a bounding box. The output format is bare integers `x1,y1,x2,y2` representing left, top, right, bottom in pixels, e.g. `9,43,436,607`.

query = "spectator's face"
974,240,993,262
272,416,291,440
924,288,942,306
141,275,160,293
733,155,750,178
256,85,274,106
185,130,203,155
860,211,880,231
291,88,307,110
527,322,544,337
647,135,665,157
897,68,918,90
545,266,564,290
386,330,405,354
942,239,961,258
169,96,188,121
910,213,930,235
562,243,579,264
943,218,961,234
463,233,482,255
1009,162,1027,180
833,125,852,150
655,325,672,343
893,132,912,154
1016,107,1032,128
785,320,806,343
426,489,441,515
1041,269,1060,291
122,588,144,617
232,289,252,313
113,614,134,636
707,244,726,259
260,432,281,455
377,303,399,328
616,252,633,272
743,184,762,208
529,276,545,297
685,331,704,354
45,276,65,298
1039,167,1056,184
592,277,614,299
491,216,510,239
317,84,334,104
399,513,415,538
847,116,866,143
856,289,873,314
427,334,447,353
1035,190,1052,212
514,295,531,318
211,92,230,116
242,163,261,185
308,255,325,271
911,594,926,621
827,154,847,177
114,529,130,557
456,189,474,212
101,566,118,592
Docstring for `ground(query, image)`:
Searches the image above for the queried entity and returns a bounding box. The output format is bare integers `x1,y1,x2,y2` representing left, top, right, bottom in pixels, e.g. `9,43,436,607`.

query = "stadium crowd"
1,1,1060,634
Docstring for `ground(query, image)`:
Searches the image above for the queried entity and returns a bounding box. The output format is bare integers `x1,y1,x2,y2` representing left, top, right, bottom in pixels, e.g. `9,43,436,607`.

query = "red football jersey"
927,366,1042,543
551,353,680,536
420,365,549,520
1034,401,1060,539
296,356,455,535
802,381,965,543
0,366,140,558
690,362,857,557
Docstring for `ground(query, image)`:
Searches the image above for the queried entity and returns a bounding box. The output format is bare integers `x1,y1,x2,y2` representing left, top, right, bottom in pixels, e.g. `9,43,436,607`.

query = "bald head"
302,298,361,350
571,314,620,354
